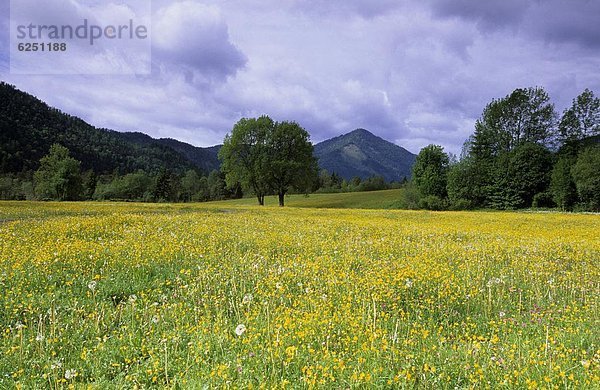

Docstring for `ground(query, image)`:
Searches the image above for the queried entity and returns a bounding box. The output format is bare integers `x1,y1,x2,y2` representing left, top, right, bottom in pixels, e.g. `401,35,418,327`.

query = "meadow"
0,199,598,388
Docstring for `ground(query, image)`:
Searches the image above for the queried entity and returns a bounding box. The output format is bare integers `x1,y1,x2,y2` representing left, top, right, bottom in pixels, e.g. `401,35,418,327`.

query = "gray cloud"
429,0,528,31
1,0,599,156
152,2,247,83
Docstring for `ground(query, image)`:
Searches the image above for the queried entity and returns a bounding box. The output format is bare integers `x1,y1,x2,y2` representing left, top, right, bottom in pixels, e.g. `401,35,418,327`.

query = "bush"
532,192,555,209
449,198,474,211
418,195,447,211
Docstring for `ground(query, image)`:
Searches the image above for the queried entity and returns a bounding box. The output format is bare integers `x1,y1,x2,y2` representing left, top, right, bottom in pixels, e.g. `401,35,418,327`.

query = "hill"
0,82,219,175
1,83,416,181
314,129,416,182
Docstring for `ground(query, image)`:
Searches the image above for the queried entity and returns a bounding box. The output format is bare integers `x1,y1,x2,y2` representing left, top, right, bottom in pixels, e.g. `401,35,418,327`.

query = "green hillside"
314,129,416,182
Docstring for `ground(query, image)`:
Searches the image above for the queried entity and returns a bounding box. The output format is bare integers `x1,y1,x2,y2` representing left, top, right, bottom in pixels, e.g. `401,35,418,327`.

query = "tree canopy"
219,116,318,206
34,144,83,201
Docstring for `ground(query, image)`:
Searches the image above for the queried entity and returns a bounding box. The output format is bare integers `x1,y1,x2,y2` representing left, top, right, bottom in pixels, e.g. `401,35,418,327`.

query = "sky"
1,0,599,155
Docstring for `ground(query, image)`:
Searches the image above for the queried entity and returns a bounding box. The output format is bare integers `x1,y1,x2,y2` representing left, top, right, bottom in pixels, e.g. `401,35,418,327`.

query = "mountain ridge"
0,82,415,180
314,128,416,182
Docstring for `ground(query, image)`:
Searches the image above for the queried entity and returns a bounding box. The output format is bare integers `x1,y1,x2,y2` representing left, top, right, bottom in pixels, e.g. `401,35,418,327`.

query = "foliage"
418,195,447,211
550,157,577,211
559,89,600,143
267,121,318,206
412,145,449,199
219,116,273,205
471,87,556,159
0,83,205,176
220,117,318,206
571,146,600,211
447,158,485,207
34,144,83,201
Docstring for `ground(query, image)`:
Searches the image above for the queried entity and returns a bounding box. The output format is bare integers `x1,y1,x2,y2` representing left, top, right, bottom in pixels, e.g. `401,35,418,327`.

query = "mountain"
314,129,416,182
1,82,416,181
0,82,220,175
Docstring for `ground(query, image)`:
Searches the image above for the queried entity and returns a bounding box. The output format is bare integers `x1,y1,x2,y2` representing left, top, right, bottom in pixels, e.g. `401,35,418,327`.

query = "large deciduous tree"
219,116,273,205
267,121,318,207
471,87,556,160
559,89,600,145
219,116,318,206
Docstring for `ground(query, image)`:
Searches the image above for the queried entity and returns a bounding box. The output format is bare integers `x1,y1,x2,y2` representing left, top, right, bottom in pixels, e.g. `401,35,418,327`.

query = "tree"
219,116,273,205
220,116,318,207
550,157,577,211
412,145,450,199
267,121,318,206
505,142,553,208
571,146,600,211
471,87,556,158
181,170,201,202
34,144,83,200
447,158,483,209
154,168,176,202
207,170,227,200
559,89,600,144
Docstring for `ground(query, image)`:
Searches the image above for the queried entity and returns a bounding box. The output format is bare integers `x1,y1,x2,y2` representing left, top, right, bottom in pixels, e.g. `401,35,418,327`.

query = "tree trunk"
257,194,264,206
278,192,285,207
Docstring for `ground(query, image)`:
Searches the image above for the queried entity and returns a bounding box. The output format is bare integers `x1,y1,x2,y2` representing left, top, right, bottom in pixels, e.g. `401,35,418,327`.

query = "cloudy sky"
1,0,599,154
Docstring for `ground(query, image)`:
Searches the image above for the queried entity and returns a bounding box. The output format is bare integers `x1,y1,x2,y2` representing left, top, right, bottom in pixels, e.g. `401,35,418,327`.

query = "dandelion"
235,324,247,336
64,369,77,380
242,294,253,304
87,280,97,292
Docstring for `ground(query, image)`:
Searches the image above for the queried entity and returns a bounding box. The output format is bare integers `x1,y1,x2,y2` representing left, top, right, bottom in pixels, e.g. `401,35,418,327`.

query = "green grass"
211,189,406,209
0,202,598,388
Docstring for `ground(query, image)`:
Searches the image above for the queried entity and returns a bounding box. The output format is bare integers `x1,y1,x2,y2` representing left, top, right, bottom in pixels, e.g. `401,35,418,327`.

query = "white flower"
235,324,247,336
275,282,283,290
87,280,97,292
405,279,414,288
36,334,44,342
499,311,506,318
50,361,62,370
128,294,137,303
242,294,253,304
151,316,160,324
64,369,77,380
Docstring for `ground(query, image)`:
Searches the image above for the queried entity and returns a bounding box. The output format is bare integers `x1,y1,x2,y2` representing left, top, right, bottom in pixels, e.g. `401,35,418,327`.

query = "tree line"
2,86,598,211
411,87,600,211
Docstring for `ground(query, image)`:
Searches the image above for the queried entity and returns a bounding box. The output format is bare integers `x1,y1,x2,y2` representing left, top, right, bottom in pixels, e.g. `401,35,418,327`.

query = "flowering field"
0,202,598,388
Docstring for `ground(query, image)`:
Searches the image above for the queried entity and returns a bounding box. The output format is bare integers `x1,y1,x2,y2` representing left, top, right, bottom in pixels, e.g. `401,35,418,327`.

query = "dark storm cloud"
527,0,600,49
430,0,600,49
